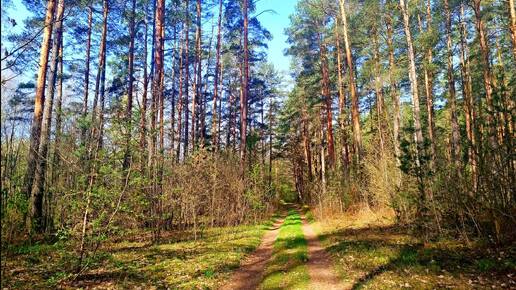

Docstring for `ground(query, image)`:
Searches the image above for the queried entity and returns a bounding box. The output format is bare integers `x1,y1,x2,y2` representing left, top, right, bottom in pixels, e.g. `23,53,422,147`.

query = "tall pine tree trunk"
52,37,64,185
81,6,93,143
508,0,516,60
26,0,57,199
177,24,184,161
170,26,178,156
338,0,362,162
29,0,64,233
151,0,165,241
91,0,109,152
372,26,385,155
241,0,249,174
191,0,202,148
334,17,350,173
319,35,335,168
417,4,436,169
385,7,401,169
140,11,150,173
399,0,424,168
184,0,190,157
473,0,496,144
302,106,313,181
123,0,137,170
459,2,477,190
49,36,64,231
212,0,223,150
444,0,461,166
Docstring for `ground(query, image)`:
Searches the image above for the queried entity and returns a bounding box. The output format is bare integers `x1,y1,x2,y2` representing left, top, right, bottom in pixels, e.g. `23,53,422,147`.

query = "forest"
1,0,515,288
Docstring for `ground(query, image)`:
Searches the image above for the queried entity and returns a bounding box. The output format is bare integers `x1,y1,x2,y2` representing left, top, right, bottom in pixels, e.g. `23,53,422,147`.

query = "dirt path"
301,214,345,290
220,218,284,290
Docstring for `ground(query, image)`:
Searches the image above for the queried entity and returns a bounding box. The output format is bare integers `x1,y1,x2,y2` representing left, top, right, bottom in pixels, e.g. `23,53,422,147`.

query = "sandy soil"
219,218,285,290
301,215,346,290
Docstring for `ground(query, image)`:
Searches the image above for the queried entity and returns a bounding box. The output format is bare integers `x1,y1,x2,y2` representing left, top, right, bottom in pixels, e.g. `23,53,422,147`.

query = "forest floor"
310,208,516,289
2,221,273,289
2,206,515,289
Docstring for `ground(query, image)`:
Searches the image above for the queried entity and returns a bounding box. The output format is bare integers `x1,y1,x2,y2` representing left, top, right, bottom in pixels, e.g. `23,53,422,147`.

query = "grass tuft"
259,210,310,290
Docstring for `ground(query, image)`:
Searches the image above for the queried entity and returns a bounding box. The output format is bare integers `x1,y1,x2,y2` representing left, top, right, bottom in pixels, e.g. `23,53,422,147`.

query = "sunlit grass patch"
314,209,516,289
259,210,310,290
2,221,271,289
105,223,267,289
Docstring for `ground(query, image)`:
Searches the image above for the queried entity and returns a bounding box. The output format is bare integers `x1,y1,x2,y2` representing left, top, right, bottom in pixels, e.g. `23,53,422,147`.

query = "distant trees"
1,0,514,252
1,0,282,249
282,0,515,241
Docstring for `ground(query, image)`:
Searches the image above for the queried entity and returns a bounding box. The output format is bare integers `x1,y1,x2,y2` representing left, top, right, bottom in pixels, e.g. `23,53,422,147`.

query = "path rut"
221,210,344,289
301,214,344,290
220,218,284,290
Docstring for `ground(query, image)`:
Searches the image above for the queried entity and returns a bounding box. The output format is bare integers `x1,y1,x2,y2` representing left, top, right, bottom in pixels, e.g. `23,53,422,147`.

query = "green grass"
107,224,268,289
2,223,270,289
314,215,516,290
259,210,310,290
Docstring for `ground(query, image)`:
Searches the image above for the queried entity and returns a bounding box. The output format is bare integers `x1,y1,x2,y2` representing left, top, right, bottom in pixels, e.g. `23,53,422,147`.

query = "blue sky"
254,0,297,75
2,0,297,85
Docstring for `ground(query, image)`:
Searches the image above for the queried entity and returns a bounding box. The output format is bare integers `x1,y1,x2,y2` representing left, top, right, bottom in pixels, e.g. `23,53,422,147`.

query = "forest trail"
221,208,344,289
220,217,285,290
301,214,345,290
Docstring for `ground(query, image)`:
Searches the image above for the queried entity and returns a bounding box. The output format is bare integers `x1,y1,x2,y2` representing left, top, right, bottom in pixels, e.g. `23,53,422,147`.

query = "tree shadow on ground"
321,225,516,289
68,224,269,288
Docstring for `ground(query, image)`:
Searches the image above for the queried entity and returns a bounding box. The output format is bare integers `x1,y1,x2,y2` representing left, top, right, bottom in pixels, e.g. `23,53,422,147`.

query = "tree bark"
228,88,236,150
170,26,178,156
97,0,109,150
81,6,93,143
473,0,495,143
319,110,327,202
123,0,137,170
241,0,249,174
212,0,223,150
417,3,436,169
158,16,165,197
184,0,190,156
191,0,202,149
385,6,401,168
91,0,109,151
372,26,385,155
269,95,274,187
52,36,64,184
29,0,64,233
49,36,64,231
177,23,185,161
459,2,477,189
151,0,165,241
338,0,362,161
200,26,213,147
399,0,424,167
444,0,461,166
25,0,57,199
508,0,516,60
319,35,335,168
218,59,224,147
302,106,313,181
334,16,350,173
140,10,150,173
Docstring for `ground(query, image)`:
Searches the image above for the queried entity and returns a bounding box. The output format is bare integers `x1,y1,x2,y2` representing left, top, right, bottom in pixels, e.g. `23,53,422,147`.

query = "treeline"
281,0,514,243
1,0,284,265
